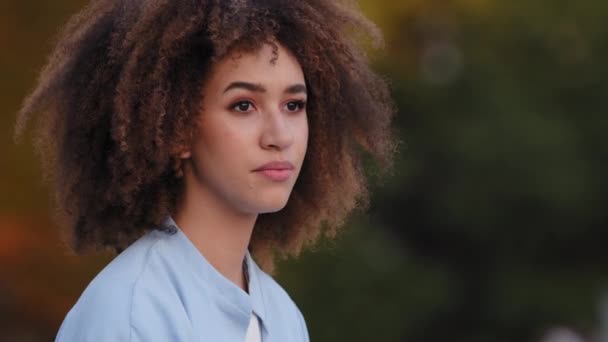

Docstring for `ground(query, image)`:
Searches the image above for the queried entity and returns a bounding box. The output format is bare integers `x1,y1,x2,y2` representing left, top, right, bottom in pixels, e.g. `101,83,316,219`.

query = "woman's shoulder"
252,264,309,340
55,230,171,341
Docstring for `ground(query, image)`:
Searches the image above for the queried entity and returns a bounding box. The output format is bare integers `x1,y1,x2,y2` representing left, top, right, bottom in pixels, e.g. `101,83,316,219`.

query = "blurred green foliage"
282,1,608,341
1,1,607,341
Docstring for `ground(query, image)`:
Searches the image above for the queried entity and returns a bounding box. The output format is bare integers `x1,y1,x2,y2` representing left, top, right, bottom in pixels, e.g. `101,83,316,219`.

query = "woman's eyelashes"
229,99,307,114
285,100,307,112
231,100,254,113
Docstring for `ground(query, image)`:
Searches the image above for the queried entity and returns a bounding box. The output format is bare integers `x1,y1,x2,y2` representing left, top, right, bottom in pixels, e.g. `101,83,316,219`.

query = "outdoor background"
1,1,607,341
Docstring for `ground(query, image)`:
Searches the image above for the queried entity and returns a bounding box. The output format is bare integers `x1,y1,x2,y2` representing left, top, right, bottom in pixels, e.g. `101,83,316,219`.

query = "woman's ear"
172,145,192,178
171,141,192,159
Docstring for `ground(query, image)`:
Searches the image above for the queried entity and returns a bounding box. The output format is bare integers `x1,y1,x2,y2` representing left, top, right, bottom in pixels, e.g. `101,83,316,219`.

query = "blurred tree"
282,1,608,341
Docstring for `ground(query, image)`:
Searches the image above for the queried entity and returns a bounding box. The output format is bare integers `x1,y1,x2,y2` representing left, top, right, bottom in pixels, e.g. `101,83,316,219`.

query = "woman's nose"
259,110,293,151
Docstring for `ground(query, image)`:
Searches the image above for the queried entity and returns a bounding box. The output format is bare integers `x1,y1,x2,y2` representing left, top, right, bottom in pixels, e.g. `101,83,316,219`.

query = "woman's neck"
173,174,257,293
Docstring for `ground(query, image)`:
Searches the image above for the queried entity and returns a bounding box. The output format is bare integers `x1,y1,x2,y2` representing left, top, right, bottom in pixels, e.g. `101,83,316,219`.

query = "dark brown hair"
14,0,397,273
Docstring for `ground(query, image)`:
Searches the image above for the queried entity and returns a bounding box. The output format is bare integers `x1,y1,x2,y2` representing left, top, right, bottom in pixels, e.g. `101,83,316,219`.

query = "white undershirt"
245,312,262,342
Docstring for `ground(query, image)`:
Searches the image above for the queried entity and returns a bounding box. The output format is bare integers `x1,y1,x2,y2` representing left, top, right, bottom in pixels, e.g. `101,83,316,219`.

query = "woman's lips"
253,160,294,181
255,169,293,181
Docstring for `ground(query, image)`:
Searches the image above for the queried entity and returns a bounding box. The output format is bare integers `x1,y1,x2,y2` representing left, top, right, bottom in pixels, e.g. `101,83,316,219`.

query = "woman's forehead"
204,42,305,94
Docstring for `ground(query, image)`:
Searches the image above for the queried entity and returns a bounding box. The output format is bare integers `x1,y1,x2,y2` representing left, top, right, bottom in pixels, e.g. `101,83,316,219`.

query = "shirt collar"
159,216,271,335
244,248,270,333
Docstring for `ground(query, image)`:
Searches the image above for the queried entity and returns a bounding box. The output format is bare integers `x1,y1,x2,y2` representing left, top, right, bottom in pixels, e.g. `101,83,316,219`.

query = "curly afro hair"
14,0,398,273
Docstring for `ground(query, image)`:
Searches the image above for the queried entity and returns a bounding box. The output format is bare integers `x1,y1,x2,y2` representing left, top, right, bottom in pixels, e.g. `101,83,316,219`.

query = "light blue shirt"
55,216,309,341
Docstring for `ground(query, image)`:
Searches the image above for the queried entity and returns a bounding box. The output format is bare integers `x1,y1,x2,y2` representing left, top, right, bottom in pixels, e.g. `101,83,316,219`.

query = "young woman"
14,0,397,341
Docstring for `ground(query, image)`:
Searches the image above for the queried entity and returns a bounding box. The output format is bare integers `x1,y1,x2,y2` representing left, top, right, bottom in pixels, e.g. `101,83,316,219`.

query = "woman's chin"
250,194,291,214
258,201,289,214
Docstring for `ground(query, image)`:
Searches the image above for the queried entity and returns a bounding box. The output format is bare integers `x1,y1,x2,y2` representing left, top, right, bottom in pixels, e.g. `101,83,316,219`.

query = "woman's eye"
231,101,254,113
285,100,307,112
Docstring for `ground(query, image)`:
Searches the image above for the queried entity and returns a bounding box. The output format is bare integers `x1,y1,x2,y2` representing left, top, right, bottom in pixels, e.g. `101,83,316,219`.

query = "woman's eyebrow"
223,81,266,94
223,81,307,95
285,84,307,95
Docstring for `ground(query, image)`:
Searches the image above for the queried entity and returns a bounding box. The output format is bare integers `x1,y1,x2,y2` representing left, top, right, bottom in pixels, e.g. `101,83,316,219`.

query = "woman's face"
184,42,308,215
